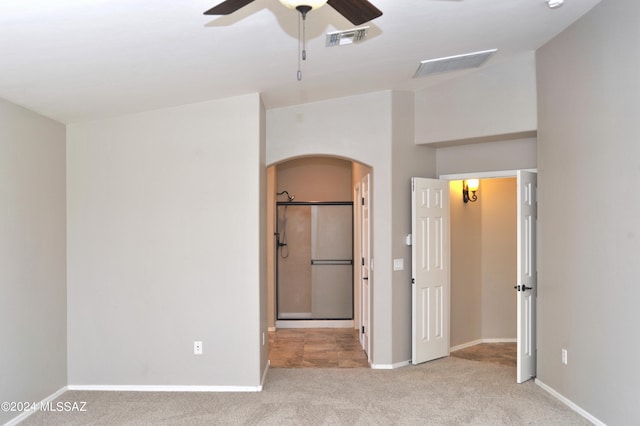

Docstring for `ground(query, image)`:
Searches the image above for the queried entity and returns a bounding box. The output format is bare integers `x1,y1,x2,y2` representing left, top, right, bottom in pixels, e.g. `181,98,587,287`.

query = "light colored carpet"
21,357,589,425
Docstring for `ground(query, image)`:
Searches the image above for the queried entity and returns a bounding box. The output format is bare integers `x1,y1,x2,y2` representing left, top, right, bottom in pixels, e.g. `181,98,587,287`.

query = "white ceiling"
0,0,600,124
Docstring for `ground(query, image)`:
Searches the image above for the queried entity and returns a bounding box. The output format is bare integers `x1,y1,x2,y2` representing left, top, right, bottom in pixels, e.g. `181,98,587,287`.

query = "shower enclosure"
276,202,353,320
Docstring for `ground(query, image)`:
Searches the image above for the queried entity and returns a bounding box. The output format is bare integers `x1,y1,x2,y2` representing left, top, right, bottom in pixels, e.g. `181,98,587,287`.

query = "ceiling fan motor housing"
278,0,329,11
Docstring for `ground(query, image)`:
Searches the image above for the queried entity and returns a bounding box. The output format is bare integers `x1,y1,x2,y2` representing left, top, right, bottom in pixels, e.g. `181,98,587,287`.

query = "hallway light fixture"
462,179,479,203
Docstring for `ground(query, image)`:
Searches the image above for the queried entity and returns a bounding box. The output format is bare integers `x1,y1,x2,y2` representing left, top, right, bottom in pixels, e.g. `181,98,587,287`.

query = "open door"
360,174,371,360
411,178,450,365
516,170,537,383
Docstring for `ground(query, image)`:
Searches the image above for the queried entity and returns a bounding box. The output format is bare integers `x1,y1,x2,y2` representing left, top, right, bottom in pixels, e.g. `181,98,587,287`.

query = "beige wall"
258,99,268,377
436,138,537,177
416,52,537,145
67,94,267,388
0,98,67,425
480,178,516,339
277,157,352,202
450,180,482,347
536,0,640,422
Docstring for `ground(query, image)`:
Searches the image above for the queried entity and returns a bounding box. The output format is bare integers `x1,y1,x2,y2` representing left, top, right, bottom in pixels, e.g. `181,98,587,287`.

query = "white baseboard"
371,360,411,370
535,379,605,426
67,384,261,392
451,339,483,352
4,385,68,426
276,320,354,329
482,338,517,343
450,338,516,352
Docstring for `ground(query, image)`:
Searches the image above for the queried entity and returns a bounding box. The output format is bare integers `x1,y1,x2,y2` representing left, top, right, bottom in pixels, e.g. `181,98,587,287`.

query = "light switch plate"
393,259,404,271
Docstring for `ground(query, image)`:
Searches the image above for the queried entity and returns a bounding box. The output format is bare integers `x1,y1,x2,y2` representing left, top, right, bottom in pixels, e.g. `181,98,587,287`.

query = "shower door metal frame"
275,201,354,321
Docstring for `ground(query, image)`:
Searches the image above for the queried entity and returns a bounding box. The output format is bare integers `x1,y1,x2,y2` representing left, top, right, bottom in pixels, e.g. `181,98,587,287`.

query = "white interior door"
353,184,362,341
516,170,537,383
411,178,450,365
360,174,371,360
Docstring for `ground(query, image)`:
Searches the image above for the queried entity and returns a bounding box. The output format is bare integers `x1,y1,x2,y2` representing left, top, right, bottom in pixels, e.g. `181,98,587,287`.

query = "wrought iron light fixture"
462,179,479,203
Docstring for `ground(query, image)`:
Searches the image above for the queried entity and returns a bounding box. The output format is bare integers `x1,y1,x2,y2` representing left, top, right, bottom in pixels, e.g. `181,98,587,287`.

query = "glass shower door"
310,205,353,319
276,203,353,320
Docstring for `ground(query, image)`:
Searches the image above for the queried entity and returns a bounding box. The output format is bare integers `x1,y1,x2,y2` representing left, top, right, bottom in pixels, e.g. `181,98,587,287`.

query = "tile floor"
269,328,516,369
268,328,370,368
450,342,517,368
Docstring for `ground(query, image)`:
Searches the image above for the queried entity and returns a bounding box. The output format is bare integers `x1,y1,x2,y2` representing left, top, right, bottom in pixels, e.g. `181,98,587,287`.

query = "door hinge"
513,284,533,292
362,257,365,266
362,197,365,206
361,326,365,334
412,178,415,192
411,278,415,285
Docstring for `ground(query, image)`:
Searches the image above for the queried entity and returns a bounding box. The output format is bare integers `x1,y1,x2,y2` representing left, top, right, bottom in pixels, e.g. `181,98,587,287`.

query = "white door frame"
439,169,537,380
439,169,536,181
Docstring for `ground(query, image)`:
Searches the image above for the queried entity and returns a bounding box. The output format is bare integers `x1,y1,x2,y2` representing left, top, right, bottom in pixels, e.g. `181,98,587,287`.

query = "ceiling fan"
204,0,383,26
204,0,382,81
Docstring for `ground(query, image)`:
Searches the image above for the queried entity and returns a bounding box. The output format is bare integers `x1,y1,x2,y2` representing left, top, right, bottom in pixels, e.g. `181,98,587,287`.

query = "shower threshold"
276,320,354,329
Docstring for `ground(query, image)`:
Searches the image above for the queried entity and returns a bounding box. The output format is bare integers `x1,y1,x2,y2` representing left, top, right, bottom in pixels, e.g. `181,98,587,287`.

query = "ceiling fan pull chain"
302,12,307,61
297,11,302,81
294,5,313,81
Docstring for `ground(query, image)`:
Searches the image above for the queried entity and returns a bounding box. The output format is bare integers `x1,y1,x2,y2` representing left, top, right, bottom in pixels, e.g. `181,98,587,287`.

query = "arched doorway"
266,155,373,367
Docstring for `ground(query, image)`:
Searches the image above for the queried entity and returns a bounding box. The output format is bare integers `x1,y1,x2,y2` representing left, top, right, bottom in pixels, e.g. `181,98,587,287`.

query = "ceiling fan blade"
327,0,382,25
204,0,256,15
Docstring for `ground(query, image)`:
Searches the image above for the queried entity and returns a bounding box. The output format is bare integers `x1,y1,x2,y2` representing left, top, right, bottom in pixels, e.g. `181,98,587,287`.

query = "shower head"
277,190,295,202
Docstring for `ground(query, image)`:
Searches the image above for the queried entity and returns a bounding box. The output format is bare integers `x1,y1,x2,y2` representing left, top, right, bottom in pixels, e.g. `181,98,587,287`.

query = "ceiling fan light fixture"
278,0,329,11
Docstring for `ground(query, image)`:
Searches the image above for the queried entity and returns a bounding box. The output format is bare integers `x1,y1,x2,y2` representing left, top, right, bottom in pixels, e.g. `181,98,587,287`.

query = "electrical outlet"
194,341,203,355
561,348,568,365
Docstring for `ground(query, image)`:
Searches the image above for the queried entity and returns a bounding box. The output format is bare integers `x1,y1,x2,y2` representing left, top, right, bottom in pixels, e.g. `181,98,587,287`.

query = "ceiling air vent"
414,48,498,78
326,27,369,47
